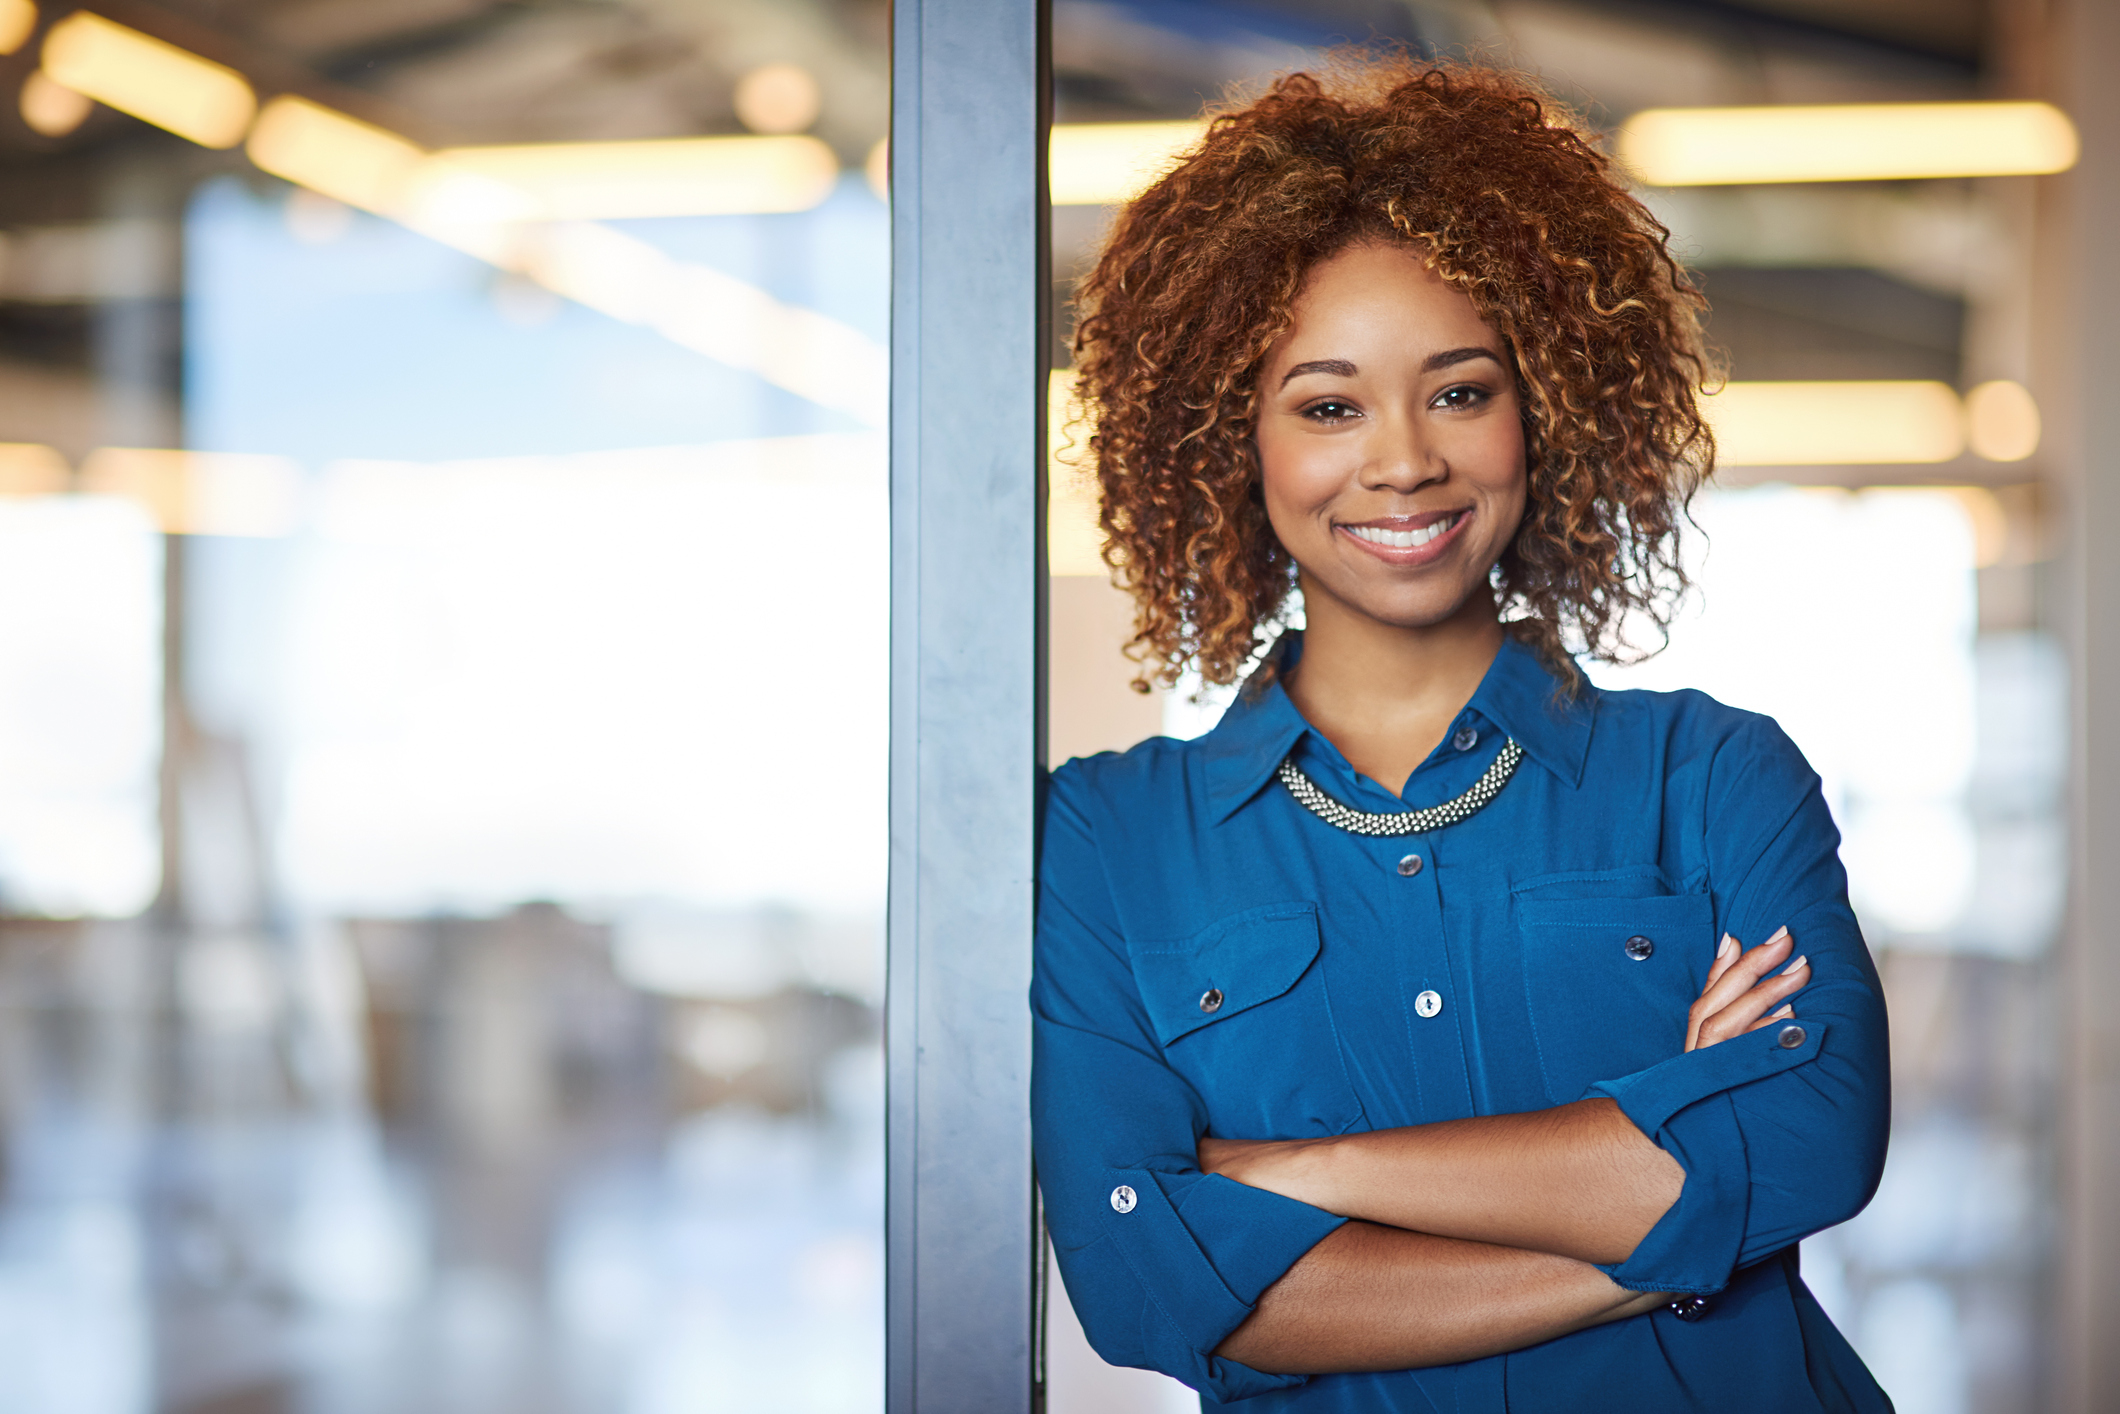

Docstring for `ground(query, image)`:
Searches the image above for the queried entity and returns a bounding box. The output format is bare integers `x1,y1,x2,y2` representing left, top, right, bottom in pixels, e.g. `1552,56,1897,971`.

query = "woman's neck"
1282,582,1505,799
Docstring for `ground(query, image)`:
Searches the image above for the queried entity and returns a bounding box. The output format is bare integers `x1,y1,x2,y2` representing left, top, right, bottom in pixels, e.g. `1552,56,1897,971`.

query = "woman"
1032,57,1891,1412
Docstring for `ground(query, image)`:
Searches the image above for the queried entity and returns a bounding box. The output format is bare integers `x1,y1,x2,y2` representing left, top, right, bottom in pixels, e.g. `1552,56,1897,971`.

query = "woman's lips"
1336,510,1471,566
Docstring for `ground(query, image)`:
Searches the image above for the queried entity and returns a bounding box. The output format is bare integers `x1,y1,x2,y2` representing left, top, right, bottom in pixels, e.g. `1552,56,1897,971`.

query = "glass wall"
1044,5,2061,1413
0,3,889,1411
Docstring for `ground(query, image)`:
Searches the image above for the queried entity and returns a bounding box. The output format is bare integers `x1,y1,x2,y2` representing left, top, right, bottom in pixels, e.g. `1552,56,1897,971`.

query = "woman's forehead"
1270,244,1500,366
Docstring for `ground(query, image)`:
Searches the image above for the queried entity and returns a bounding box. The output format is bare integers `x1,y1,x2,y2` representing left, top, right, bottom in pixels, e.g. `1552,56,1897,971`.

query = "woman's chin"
1300,562,1490,631
1337,590,1494,635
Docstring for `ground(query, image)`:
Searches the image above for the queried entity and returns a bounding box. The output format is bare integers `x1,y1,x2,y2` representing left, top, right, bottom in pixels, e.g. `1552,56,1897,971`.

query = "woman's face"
1255,240,1527,635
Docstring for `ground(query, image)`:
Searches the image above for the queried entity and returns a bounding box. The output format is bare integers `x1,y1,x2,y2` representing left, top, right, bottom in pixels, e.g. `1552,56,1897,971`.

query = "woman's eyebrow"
1424,345,1503,372
1278,347,1502,388
1278,358,1357,387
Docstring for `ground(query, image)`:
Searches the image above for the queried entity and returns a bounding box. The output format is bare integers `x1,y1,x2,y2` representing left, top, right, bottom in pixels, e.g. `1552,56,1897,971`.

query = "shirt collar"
1467,635,1596,789
1200,632,1596,824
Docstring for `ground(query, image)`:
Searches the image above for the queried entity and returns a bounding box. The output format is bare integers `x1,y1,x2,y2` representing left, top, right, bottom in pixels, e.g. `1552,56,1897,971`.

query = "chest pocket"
1517,890,1716,1106
1129,902,1365,1140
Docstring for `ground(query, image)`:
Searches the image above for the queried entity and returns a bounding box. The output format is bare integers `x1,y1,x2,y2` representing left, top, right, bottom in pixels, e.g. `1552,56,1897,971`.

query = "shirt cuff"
1101,1165,1346,1401
1587,1021,1827,1293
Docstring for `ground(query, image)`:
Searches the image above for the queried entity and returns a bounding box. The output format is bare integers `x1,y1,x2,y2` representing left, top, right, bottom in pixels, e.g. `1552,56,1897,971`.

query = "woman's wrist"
1199,1133,1351,1213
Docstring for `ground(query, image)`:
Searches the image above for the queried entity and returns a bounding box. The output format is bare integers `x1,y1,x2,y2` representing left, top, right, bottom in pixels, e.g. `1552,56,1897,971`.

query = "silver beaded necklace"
1276,738,1523,837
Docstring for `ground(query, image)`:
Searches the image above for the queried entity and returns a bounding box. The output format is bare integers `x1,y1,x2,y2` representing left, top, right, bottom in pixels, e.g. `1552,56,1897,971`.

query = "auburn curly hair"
1068,53,1718,691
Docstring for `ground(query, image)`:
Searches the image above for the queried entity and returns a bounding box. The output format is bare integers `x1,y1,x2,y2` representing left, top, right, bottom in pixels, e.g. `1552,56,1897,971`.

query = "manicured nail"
1717,934,1738,959
1767,926,1790,946
1771,1004,1794,1019
1781,954,1808,975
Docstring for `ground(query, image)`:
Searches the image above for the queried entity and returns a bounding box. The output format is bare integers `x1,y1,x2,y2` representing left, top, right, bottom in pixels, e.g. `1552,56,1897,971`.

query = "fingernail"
1717,934,1738,959
1781,954,1808,975
1772,1004,1794,1019
1767,926,1790,946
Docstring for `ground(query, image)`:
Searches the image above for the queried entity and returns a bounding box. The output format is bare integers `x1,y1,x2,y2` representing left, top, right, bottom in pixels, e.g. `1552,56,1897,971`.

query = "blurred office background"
0,0,2100,1411
0,2,891,1411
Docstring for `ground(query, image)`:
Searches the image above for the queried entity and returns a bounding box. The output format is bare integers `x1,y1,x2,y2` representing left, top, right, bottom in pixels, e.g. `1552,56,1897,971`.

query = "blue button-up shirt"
1033,635,1891,1411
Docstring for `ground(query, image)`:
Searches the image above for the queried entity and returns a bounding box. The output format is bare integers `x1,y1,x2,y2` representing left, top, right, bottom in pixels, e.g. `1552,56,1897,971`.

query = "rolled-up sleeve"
1590,717,1891,1295
1033,766,1346,1402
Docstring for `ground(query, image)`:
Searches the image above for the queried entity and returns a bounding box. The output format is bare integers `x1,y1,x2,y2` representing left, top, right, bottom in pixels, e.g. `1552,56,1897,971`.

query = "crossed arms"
1199,929,1811,1372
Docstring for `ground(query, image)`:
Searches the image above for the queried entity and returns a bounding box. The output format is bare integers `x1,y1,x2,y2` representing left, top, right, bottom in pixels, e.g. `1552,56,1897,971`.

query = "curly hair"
1068,53,1718,691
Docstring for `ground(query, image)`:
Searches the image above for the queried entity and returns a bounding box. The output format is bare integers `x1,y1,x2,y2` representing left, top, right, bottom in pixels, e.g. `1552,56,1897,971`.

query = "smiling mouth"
1343,513,1461,550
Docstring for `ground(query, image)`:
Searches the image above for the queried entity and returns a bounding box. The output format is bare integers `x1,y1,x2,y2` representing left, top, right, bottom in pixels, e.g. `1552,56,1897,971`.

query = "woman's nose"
1360,414,1444,491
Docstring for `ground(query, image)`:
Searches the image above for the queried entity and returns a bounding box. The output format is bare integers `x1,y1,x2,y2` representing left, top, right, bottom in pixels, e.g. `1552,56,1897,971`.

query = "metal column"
2055,0,2120,1405
886,1,1050,1410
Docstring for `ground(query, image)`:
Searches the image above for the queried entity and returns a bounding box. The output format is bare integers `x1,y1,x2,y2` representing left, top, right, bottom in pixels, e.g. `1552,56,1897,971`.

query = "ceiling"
0,0,892,162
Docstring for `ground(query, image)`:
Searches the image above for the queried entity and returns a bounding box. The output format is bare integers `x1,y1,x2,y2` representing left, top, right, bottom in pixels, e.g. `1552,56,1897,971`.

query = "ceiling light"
428,135,841,220
0,0,35,56
41,12,255,149
245,97,884,426
19,69,91,138
734,62,820,136
1050,121,1205,205
1963,380,2041,462
1706,382,1965,466
1620,102,2078,185
247,96,425,215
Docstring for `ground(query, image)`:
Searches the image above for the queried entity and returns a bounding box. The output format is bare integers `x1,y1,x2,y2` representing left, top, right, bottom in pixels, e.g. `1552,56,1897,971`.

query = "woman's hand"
1686,926,1809,1051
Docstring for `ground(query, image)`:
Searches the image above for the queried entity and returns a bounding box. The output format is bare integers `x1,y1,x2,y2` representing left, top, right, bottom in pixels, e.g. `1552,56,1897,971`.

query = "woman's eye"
1433,383,1489,411
1301,399,1361,423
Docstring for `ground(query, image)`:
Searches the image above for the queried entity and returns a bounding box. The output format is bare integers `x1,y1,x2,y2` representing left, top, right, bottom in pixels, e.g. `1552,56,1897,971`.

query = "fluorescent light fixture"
519,221,886,426
79,449,301,536
1706,381,1965,466
1050,120,1206,205
0,0,36,56
1964,379,2041,462
0,443,69,495
428,134,841,220
1620,101,2078,185
248,96,885,426
41,12,255,149
247,96,425,215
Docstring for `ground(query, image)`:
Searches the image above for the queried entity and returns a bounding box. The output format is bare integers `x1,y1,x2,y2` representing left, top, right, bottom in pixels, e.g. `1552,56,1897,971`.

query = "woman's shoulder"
1589,680,1816,778
1042,735,1211,882
1049,732,1202,809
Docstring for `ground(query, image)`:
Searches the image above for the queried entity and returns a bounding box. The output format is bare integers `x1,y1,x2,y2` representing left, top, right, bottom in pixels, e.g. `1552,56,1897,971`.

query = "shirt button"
1199,987,1223,1014
1452,727,1479,751
1624,935,1655,961
1397,854,1423,877
1110,1185,1137,1213
1414,989,1443,1018
1777,1023,1807,1050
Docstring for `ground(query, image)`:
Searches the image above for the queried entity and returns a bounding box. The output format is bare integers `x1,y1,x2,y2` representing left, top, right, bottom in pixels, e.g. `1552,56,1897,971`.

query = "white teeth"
1348,515,1455,549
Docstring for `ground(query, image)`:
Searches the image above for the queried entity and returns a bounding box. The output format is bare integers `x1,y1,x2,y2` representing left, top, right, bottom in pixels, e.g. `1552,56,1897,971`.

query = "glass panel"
0,5,889,1411
1045,7,2055,1413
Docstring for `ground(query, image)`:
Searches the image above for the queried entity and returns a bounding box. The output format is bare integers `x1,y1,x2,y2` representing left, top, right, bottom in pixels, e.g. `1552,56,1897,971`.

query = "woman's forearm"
1215,1220,1667,1373
1203,1098,1683,1265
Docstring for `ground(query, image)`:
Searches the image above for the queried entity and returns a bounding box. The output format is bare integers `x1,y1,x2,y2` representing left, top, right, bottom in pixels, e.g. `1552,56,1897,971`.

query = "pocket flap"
1517,893,1713,937
1130,903,1322,1047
